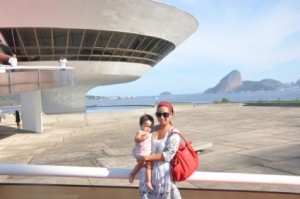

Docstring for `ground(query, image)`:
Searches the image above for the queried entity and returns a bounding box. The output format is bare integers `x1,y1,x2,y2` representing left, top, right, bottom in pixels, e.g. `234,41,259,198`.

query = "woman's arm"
145,153,164,161
137,153,164,165
161,132,180,162
137,130,180,164
138,133,180,163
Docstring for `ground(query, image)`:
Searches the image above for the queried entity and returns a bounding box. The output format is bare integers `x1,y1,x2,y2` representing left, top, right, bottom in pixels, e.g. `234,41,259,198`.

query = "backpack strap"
170,127,189,145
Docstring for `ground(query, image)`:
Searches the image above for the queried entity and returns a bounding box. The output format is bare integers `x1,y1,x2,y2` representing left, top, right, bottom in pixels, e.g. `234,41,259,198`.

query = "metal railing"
0,65,75,95
0,164,299,199
0,164,299,186
0,164,300,199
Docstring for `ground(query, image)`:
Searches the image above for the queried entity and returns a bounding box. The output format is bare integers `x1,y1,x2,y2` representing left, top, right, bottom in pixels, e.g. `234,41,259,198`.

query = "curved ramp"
0,66,75,96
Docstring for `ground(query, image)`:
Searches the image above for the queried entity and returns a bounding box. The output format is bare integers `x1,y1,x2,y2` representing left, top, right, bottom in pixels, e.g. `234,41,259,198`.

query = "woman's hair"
139,114,154,127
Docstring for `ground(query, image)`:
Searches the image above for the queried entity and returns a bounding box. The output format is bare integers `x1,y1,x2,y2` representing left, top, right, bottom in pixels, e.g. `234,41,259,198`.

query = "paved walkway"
0,104,299,193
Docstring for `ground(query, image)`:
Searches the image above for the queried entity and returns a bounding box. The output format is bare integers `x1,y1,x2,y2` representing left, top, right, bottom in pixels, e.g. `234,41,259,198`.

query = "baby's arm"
134,130,149,143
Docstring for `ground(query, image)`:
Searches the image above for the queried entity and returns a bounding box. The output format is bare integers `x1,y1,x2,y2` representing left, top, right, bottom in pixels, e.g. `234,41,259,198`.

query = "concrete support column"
20,90,43,133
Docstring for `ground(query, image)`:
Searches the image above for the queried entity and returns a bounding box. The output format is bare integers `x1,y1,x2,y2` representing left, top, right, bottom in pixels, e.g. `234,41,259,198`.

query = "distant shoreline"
244,102,300,107
86,104,155,108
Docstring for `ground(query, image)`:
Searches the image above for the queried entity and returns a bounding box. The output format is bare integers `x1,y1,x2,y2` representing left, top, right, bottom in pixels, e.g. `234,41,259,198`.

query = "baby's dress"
133,130,152,158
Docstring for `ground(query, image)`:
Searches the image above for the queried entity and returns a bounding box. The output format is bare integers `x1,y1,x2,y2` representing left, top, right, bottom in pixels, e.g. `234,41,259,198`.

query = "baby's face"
141,120,152,133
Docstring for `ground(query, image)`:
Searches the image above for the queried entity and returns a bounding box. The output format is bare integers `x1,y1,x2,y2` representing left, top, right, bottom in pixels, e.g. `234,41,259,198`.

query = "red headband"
157,101,174,114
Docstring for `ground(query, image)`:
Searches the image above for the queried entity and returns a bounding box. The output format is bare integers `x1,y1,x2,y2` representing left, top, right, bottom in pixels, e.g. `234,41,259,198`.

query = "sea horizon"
1,89,299,114
86,89,300,113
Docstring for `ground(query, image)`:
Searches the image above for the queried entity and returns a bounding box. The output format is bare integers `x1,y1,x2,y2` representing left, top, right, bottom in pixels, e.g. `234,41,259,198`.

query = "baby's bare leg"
145,163,153,190
128,163,142,183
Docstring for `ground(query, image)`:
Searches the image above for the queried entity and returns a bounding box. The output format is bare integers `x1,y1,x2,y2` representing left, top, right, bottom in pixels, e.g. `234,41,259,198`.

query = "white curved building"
0,0,198,113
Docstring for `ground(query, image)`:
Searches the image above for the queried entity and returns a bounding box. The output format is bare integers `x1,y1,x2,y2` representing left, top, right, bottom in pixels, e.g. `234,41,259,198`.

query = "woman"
14,110,21,130
138,101,181,199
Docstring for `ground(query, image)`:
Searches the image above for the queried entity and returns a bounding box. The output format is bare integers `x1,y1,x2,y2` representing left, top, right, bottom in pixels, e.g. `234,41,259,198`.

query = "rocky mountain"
236,79,286,92
204,70,243,93
204,70,299,94
160,91,172,95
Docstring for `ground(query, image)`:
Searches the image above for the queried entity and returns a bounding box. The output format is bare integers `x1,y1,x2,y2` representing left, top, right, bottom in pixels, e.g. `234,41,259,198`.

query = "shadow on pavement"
0,125,35,139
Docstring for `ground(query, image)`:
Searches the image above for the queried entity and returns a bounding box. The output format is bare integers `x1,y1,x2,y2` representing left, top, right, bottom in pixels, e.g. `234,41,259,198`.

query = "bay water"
86,89,300,113
1,89,299,113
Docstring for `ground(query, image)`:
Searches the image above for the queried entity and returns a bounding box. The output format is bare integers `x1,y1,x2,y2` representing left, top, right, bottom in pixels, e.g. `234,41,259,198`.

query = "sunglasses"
155,112,170,118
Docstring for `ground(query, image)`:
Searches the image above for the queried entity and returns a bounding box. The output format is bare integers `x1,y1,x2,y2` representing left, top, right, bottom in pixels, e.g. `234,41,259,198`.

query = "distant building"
0,0,198,113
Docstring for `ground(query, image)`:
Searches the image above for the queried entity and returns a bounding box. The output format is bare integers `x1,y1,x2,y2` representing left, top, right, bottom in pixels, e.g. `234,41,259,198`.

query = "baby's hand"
137,156,146,165
135,130,148,142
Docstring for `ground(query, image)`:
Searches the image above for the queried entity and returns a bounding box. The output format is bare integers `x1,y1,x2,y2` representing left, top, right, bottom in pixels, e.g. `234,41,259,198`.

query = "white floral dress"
139,127,181,199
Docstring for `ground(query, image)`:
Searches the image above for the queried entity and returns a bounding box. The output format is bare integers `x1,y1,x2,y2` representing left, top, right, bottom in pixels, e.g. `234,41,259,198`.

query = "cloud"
159,0,300,71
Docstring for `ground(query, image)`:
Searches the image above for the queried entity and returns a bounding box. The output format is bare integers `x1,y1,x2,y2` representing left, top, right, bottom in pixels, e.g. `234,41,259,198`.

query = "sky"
88,0,300,97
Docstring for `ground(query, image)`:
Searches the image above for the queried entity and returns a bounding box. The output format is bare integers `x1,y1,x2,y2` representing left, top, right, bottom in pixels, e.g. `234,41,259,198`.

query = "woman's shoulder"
169,127,180,134
169,127,181,139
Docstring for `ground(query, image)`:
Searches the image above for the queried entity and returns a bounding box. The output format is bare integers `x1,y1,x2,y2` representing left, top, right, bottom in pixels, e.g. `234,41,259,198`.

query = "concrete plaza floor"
0,103,299,193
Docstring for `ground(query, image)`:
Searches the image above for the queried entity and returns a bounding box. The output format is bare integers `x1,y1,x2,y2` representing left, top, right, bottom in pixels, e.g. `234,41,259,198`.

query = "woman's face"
156,106,172,125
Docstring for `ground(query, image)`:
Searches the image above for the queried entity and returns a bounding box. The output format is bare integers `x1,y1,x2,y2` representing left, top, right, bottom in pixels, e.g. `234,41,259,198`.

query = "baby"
129,114,154,190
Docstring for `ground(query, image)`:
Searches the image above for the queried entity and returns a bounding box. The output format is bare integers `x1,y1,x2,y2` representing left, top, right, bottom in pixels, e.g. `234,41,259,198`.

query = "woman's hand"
137,156,152,169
